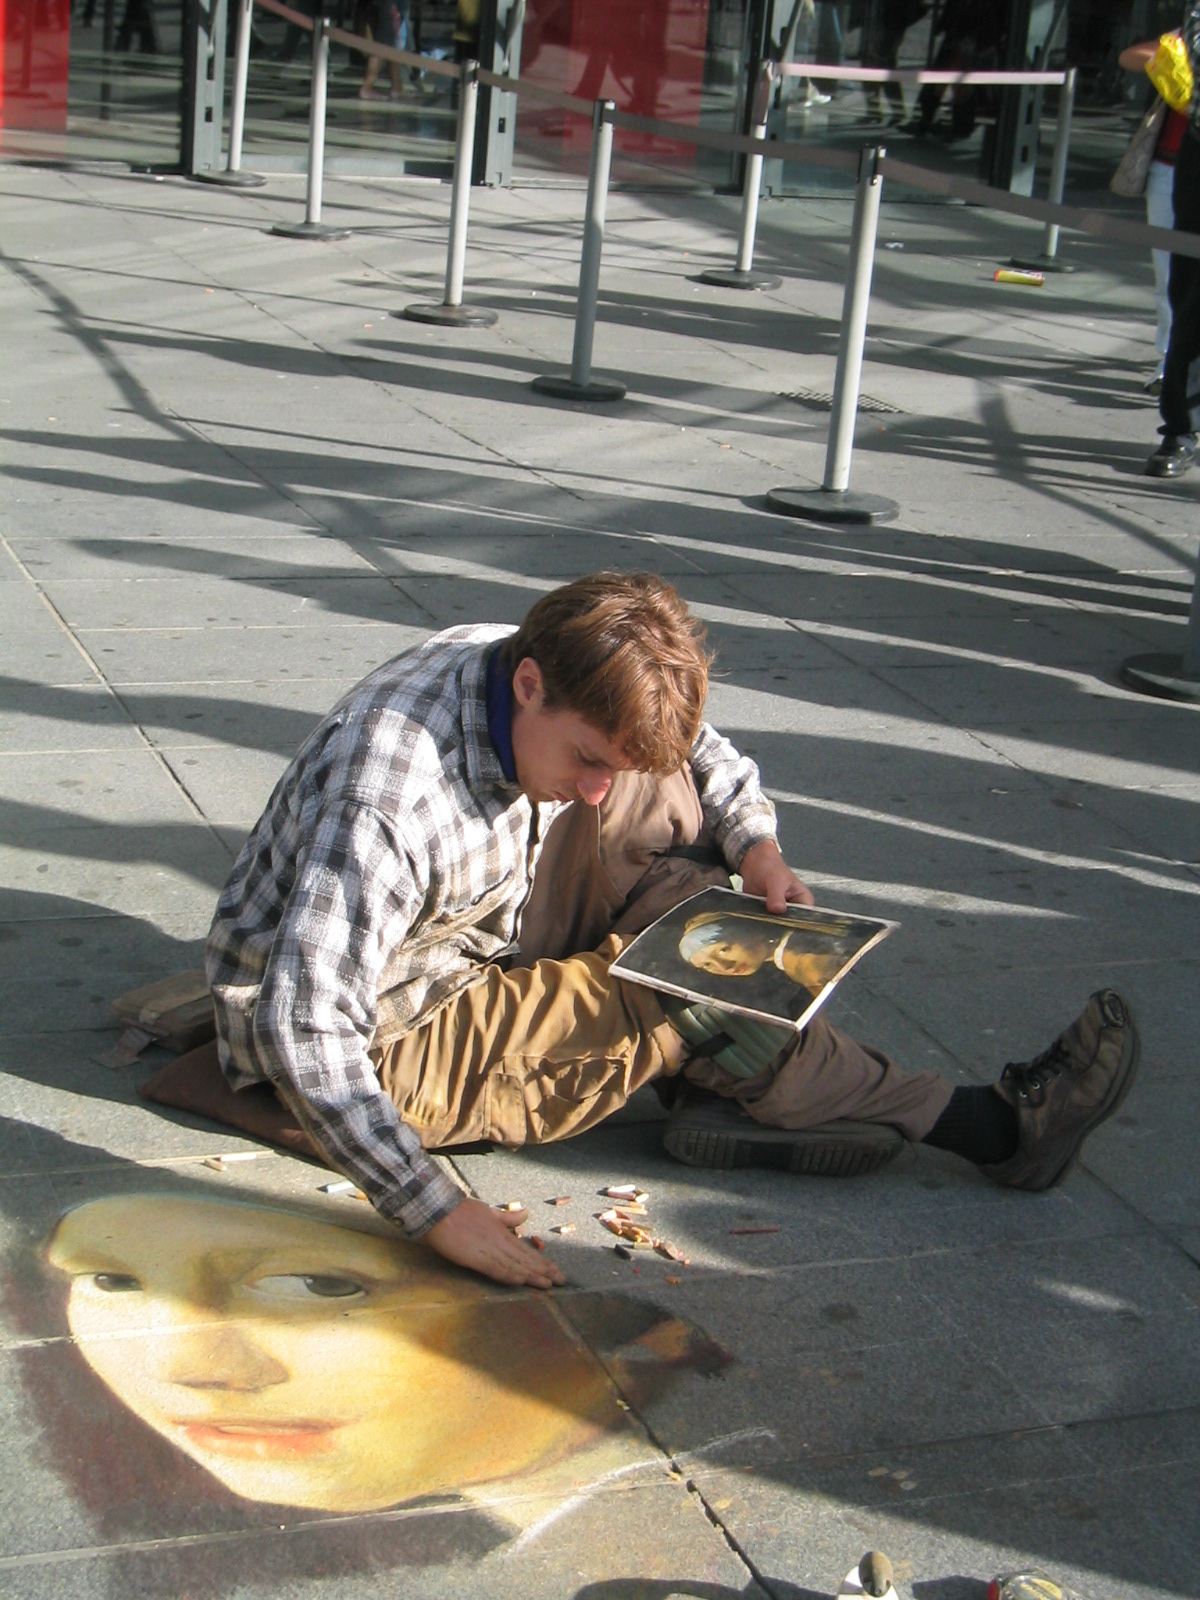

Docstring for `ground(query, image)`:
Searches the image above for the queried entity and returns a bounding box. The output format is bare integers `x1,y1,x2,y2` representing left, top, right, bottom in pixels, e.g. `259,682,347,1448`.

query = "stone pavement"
0,160,1197,1600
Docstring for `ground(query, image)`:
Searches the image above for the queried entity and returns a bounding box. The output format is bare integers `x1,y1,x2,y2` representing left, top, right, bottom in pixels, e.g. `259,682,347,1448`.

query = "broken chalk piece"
994,268,1043,286
502,1201,525,1212
548,1195,573,1206
529,1235,546,1251
598,1209,655,1246
204,1152,259,1171
551,1222,576,1235
602,1184,648,1202
320,1179,357,1195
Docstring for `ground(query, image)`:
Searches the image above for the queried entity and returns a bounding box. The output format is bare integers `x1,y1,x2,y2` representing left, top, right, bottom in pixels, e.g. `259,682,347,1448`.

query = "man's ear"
512,657,545,710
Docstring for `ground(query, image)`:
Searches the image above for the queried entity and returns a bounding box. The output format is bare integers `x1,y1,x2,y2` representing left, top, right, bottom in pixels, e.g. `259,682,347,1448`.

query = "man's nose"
577,771,612,806
168,1323,289,1392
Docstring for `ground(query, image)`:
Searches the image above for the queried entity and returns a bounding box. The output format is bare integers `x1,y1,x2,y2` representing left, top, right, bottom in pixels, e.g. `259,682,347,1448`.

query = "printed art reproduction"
608,887,896,1030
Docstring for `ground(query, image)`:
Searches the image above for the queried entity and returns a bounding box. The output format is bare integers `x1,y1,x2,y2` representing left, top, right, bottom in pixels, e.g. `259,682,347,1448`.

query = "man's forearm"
262,1027,464,1235
688,722,779,865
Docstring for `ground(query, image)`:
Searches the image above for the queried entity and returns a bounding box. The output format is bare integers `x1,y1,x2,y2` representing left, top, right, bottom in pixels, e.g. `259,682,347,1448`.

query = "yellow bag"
1146,32,1194,112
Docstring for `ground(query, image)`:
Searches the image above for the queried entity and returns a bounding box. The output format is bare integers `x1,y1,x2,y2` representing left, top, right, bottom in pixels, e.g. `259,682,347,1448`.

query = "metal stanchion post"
271,12,350,239
532,100,626,401
1041,67,1075,260
1012,68,1075,273
195,0,266,187
403,61,498,327
700,63,781,291
767,144,899,525
1121,552,1200,703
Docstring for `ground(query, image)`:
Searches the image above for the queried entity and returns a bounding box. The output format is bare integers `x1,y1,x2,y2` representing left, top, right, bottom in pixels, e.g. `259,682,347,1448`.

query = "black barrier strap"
255,0,314,33
879,153,1200,263
326,20,460,79
474,65,603,118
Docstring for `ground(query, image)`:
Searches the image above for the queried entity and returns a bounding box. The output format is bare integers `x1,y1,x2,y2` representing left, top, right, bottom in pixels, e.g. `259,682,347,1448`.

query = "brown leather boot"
981,990,1139,1191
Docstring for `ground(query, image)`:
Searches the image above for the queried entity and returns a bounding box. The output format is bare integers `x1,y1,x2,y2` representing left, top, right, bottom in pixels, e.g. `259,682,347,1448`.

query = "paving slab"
0,679,145,756
71,619,428,688
0,904,207,1037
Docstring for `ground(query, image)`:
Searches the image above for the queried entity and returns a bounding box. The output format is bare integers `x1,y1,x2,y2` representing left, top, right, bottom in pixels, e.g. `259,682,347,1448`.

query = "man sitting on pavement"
207,572,1139,1289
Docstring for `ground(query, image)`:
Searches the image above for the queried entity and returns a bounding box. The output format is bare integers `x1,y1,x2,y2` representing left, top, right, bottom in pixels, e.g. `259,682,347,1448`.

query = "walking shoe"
1145,434,1197,477
663,1085,904,1177
981,989,1139,1192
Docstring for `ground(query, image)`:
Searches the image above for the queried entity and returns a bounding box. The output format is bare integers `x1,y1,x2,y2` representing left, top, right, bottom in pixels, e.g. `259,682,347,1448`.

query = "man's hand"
738,839,814,913
424,1197,566,1289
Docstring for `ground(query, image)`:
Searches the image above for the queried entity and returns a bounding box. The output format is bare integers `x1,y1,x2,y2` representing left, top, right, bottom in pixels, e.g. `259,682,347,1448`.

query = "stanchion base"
270,221,351,241
766,486,900,525
1119,651,1200,704
697,268,783,291
401,302,499,327
1010,254,1073,275
531,374,627,402
191,169,267,188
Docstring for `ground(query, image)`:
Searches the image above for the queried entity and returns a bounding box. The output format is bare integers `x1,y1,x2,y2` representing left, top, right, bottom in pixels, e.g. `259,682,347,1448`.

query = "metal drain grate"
781,388,903,415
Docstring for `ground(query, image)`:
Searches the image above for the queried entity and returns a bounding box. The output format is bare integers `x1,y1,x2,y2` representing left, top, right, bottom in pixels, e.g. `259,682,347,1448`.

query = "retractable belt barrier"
776,62,1077,269
210,9,1198,693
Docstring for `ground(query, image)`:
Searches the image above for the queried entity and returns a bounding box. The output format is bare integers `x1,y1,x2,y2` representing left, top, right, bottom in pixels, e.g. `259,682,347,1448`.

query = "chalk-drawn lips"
176,1420,341,1459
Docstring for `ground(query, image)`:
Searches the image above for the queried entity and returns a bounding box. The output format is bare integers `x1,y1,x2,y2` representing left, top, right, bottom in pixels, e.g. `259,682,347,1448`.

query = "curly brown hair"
504,573,710,773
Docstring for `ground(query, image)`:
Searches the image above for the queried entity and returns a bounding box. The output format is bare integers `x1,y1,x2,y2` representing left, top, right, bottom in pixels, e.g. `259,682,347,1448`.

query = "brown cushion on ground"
137,1040,328,1164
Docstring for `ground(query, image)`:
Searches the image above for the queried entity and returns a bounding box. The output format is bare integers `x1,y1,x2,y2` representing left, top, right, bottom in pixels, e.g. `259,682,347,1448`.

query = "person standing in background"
1147,7,1200,476
1120,38,1190,394
359,0,410,101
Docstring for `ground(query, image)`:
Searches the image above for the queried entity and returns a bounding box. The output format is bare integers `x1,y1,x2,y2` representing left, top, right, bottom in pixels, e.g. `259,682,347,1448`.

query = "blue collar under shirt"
485,645,518,785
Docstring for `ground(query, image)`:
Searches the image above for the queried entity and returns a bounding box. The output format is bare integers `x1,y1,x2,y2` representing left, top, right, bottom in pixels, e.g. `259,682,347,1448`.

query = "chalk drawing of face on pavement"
46,1194,648,1515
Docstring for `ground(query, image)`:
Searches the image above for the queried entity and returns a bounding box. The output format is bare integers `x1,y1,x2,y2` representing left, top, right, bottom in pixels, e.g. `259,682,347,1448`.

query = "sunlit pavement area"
0,160,1198,1600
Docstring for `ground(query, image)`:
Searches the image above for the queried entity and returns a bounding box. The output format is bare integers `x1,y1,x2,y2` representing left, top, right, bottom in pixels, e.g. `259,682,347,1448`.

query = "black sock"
921,1085,1019,1166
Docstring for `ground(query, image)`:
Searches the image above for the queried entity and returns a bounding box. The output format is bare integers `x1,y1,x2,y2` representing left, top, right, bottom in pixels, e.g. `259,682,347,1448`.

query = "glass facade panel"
1,0,71,143
237,0,454,175
515,0,751,185
0,0,182,164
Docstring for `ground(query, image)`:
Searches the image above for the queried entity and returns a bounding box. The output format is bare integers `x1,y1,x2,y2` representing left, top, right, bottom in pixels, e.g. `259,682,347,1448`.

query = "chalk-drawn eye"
92,1273,142,1293
250,1274,366,1301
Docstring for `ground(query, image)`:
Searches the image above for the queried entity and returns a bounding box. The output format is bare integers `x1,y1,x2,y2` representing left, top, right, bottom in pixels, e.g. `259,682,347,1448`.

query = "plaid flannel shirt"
206,624,779,1236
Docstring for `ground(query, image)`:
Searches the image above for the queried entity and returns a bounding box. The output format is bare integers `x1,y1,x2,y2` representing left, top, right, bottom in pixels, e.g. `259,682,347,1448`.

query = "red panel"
1,0,71,130
519,0,712,166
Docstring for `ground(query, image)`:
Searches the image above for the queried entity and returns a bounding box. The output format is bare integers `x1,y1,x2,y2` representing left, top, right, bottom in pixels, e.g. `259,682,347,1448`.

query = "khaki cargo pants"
371,771,952,1150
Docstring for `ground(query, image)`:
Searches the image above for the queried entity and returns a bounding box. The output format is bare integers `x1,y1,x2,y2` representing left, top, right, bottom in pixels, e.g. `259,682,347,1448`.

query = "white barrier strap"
777,64,1069,85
